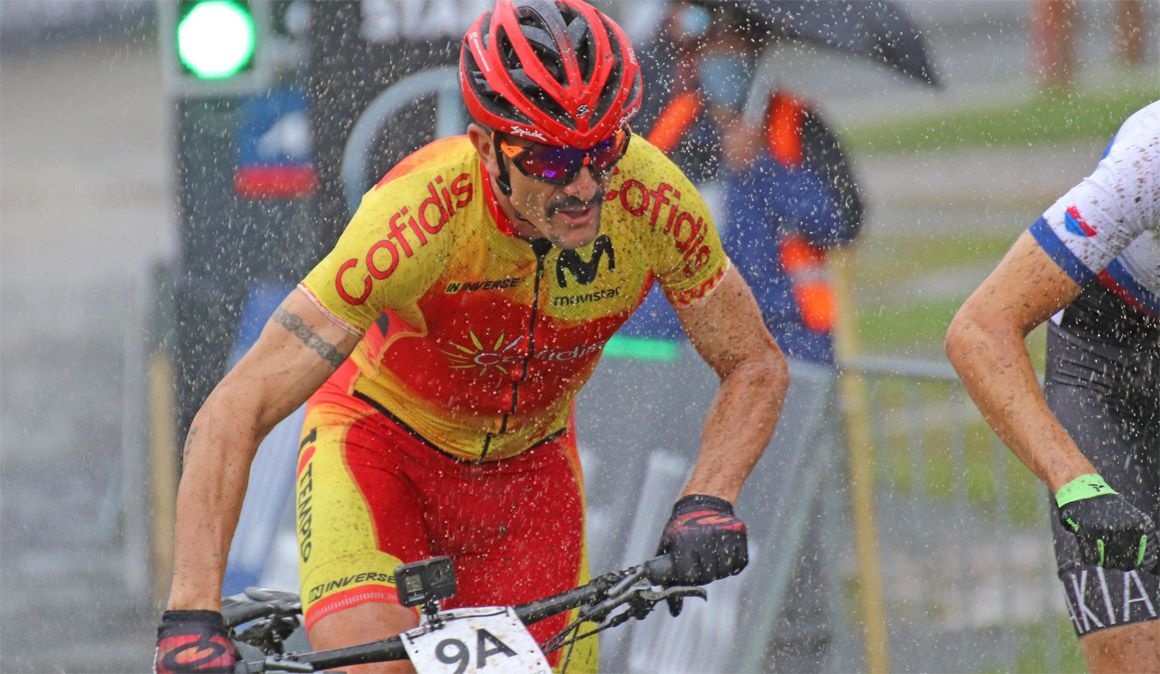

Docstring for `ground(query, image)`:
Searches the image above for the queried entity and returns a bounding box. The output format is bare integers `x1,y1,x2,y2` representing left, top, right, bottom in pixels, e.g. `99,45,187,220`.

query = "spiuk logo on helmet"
459,0,642,150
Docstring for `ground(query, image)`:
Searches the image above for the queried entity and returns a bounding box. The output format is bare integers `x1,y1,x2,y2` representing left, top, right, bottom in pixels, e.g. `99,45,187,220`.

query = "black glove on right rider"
1056,474,1159,574
656,494,749,586
153,610,240,674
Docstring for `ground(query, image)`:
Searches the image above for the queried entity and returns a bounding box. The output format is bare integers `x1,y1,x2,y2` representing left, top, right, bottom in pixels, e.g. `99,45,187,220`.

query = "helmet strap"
494,156,512,198
491,133,514,196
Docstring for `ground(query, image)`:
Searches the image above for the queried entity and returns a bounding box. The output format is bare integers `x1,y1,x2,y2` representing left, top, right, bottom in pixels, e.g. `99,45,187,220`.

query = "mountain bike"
223,554,702,673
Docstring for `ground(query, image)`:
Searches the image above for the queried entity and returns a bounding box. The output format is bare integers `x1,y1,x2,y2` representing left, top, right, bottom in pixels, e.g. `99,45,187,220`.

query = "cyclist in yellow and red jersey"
155,1,788,673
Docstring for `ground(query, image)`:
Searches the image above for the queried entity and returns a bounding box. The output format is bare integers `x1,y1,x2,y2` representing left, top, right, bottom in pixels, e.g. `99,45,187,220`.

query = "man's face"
469,124,627,250
506,150,610,250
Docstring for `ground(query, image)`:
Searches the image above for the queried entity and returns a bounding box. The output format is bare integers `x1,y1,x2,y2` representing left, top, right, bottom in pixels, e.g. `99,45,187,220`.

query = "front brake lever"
639,586,706,604
646,585,707,619
583,585,707,629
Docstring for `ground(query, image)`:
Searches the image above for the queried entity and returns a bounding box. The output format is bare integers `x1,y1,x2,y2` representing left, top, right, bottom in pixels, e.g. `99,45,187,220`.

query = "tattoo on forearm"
273,307,347,368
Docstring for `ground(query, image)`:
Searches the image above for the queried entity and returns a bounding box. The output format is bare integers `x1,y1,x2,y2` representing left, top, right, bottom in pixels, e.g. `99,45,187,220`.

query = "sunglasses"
495,128,630,185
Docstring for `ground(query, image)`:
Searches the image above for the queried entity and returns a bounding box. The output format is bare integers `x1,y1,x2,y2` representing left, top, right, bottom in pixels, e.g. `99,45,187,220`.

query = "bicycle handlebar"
222,588,301,627
643,553,674,584
233,555,679,673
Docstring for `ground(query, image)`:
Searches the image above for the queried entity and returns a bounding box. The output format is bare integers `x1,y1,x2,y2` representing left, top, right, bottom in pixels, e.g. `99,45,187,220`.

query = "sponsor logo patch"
308,571,397,603
296,428,318,563
445,278,521,293
671,264,727,306
1061,567,1158,636
335,172,473,305
607,179,715,277
556,234,615,287
552,287,620,307
439,330,603,374
1064,205,1098,237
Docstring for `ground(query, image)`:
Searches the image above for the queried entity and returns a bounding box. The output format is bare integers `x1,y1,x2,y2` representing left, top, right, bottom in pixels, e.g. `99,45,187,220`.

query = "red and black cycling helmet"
460,0,642,149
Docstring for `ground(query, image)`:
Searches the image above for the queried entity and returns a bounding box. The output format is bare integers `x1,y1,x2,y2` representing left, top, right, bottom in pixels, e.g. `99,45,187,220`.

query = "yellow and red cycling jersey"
299,134,729,461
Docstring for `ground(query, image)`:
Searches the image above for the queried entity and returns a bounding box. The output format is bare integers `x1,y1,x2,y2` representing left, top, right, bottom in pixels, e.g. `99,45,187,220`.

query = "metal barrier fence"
832,356,1082,674
576,350,1083,673
577,351,840,674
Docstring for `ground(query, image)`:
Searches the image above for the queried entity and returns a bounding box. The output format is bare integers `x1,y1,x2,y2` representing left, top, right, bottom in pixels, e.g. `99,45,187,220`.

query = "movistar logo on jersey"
557,234,615,287
552,287,620,307
445,278,520,293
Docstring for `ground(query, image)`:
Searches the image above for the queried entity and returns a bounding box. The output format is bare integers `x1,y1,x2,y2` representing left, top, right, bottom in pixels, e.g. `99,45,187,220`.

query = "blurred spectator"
622,3,867,671
625,1,864,365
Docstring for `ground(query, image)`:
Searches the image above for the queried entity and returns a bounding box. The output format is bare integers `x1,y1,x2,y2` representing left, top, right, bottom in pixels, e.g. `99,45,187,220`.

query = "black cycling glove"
1056,474,1159,574
656,494,749,587
154,610,240,674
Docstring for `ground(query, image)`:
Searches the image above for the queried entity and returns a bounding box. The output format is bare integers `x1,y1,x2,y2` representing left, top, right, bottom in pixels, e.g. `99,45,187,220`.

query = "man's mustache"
547,190,605,218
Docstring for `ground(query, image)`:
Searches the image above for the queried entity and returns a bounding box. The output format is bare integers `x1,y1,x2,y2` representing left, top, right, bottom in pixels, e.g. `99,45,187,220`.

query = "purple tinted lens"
587,135,623,172
517,145,585,182
512,132,627,183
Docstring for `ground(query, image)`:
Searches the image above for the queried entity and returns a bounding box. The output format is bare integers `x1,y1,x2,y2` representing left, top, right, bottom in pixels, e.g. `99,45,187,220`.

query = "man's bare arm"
674,267,789,503
167,288,361,610
945,232,1095,492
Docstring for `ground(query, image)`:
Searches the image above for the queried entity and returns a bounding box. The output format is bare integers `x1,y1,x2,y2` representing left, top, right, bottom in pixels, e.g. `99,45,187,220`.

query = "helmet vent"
460,0,642,146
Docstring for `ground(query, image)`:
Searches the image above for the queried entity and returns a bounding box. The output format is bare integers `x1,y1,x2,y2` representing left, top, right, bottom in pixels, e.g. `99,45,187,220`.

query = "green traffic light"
177,0,257,80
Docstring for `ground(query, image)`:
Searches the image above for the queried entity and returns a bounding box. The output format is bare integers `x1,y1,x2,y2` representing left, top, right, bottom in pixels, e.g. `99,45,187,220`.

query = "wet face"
505,155,610,250
468,124,619,250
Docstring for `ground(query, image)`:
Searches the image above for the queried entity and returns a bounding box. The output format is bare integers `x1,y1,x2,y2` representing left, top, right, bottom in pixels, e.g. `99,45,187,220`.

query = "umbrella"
695,0,940,87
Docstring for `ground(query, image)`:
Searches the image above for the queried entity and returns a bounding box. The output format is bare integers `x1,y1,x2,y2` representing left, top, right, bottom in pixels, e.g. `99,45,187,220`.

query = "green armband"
1055,474,1118,508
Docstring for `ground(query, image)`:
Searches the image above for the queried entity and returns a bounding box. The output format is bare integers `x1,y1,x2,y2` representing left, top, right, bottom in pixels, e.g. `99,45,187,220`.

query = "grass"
855,231,1017,286
855,295,1049,366
849,230,1019,356
832,83,1085,538
975,619,1087,674
857,297,963,356
840,83,1160,155
1011,619,1087,674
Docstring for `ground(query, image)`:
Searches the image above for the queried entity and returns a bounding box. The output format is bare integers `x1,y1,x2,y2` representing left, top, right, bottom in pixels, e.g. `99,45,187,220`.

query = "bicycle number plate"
401,607,551,674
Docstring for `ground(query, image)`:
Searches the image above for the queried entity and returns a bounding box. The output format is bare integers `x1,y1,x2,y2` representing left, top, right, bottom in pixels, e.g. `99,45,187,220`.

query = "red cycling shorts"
295,361,595,671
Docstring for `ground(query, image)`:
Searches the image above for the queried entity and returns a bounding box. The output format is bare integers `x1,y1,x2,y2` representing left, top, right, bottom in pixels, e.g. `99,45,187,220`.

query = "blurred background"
1,1,1156,672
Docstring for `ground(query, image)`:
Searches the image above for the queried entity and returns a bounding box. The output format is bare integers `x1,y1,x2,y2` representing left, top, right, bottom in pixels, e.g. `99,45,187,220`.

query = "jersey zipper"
480,237,552,459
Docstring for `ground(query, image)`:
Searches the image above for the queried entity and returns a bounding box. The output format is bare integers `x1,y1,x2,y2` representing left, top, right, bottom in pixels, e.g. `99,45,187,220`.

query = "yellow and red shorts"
295,362,595,671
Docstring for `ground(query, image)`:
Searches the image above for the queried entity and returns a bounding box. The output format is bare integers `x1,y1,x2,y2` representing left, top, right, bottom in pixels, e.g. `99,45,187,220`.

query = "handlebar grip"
643,554,675,584
222,603,274,628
